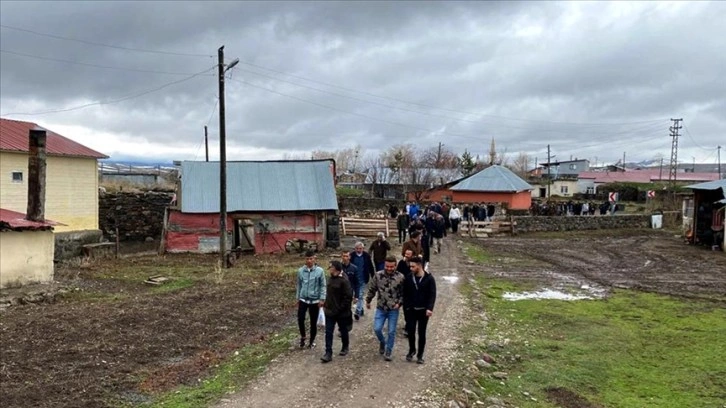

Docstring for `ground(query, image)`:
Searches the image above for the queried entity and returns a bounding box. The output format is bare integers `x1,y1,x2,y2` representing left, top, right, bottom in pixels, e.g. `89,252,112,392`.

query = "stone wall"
99,191,173,241
338,197,405,218
512,214,651,233
55,230,103,260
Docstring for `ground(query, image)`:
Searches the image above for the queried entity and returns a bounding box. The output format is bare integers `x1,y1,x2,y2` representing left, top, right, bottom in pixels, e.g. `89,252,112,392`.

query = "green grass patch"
138,328,296,408
464,244,493,264
148,278,195,294
59,290,129,303
459,276,726,408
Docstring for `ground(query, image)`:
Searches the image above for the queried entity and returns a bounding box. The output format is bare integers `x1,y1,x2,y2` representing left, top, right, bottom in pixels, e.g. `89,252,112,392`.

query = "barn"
164,159,339,255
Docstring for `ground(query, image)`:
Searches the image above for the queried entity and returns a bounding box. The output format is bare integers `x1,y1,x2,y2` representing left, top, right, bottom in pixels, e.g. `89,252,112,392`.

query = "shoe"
379,342,385,355
320,353,332,363
299,338,306,349
339,348,349,356
337,332,341,338
417,357,425,364
384,351,392,361
354,313,360,321
308,342,316,349
406,351,415,362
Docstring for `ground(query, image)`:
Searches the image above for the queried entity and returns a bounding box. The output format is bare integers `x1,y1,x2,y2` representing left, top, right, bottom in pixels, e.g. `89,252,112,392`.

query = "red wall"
165,210,325,254
411,188,532,210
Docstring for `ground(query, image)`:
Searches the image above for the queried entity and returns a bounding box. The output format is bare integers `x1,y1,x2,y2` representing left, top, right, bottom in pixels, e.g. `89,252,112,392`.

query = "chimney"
26,128,47,222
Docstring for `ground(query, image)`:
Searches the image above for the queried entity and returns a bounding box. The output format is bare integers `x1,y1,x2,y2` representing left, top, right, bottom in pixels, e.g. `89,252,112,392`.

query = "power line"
1,66,215,116
0,23,214,58
233,60,668,127
0,49,215,76
683,124,713,151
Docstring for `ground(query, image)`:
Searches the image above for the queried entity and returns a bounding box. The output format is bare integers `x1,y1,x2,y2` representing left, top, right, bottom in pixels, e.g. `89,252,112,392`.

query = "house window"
560,185,569,194
11,171,23,183
569,164,577,170
586,187,595,195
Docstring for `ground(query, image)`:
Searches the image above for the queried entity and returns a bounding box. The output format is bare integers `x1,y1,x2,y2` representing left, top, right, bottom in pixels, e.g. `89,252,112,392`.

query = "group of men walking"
296,238,437,365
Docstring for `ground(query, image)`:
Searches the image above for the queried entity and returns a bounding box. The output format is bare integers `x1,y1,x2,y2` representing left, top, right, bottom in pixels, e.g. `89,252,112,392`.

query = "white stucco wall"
0,230,55,288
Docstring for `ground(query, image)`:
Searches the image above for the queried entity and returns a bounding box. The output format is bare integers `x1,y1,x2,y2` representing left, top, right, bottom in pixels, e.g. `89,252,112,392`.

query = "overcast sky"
1,1,724,167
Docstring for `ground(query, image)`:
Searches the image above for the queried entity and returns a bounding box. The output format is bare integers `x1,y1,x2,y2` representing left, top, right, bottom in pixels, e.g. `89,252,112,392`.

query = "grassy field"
456,246,726,408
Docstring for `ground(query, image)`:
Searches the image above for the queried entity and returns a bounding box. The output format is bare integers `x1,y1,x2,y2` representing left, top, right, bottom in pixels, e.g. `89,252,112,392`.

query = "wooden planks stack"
340,217,393,237
459,220,515,238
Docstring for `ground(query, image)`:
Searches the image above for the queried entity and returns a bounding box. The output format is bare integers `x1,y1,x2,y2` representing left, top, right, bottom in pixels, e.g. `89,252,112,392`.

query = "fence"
458,220,515,237
340,217,393,237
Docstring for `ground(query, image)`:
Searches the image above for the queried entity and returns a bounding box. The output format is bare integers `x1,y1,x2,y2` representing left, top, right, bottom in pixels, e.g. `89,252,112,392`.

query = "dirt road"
216,239,465,408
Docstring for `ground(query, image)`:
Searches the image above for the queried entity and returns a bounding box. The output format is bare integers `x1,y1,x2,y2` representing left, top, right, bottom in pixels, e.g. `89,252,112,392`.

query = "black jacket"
324,274,353,318
403,272,436,312
396,259,411,277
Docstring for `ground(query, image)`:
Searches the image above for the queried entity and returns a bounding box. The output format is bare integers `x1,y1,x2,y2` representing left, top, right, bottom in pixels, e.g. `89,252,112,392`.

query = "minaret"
489,138,496,165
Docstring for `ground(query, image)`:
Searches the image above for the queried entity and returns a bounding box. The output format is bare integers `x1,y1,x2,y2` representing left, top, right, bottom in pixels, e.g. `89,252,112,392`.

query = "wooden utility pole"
436,142,443,168
546,144,553,198
204,125,209,162
718,145,722,179
218,46,228,268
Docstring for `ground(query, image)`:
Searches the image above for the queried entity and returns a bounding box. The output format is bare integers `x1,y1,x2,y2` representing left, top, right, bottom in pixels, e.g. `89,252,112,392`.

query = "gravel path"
215,238,465,408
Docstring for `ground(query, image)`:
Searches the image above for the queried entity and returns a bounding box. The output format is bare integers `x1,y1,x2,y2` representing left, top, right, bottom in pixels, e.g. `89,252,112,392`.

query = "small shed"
164,160,339,254
0,208,57,288
416,165,533,210
684,179,725,252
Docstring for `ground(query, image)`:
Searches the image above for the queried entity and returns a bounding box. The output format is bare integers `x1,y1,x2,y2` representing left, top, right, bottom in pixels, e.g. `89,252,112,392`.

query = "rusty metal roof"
180,160,339,213
0,208,58,231
451,165,533,192
0,118,108,159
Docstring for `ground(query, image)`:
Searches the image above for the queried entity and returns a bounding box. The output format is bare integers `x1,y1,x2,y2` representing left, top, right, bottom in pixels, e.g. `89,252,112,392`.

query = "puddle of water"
441,276,459,283
503,288,603,301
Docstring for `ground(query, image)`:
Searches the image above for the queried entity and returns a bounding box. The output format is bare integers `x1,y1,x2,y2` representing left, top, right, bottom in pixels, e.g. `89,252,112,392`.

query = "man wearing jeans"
366,255,405,361
296,250,326,349
350,242,374,320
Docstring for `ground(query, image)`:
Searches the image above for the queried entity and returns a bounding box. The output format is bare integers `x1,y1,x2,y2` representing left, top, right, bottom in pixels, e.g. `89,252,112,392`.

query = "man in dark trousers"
296,250,326,349
350,242,374,320
321,261,354,363
369,232,392,271
403,256,436,364
397,209,410,244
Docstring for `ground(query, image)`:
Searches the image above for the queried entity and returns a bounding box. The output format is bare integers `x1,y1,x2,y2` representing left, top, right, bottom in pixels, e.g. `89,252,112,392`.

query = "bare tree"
509,152,530,177
312,145,363,174
281,151,310,160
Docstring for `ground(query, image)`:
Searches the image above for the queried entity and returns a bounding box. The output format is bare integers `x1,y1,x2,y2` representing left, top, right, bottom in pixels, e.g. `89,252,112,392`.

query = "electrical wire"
232,60,668,127
683,124,715,151
1,66,216,116
0,49,215,76
0,24,213,58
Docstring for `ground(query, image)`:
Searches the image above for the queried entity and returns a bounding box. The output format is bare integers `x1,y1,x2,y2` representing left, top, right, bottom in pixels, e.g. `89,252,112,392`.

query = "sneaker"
299,338,306,349
379,342,385,355
384,351,392,361
320,353,332,363
417,357,425,364
354,313,360,321
339,348,349,356
308,342,316,349
406,351,415,362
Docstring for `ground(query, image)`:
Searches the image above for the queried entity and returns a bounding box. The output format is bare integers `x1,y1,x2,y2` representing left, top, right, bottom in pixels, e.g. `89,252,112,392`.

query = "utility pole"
546,144,555,199
692,156,696,173
668,118,683,188
659,157,664,181
718,145,722,179
217,46,239,268
436,142,443,168
204,125,209,162
622,152,626,168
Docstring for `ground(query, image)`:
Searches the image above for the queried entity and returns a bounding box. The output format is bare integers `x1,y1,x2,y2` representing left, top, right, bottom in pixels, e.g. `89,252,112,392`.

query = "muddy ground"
0,252,302,408
479,229,726,302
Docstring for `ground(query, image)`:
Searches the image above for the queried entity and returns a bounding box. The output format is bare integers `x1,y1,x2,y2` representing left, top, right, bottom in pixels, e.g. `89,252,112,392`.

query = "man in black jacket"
403,256,436,364
321,261,354,363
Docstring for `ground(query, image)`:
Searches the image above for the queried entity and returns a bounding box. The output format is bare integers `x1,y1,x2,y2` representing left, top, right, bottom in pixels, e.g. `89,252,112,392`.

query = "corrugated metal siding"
0,118,108,158
181,160,338,213
451,165,533,192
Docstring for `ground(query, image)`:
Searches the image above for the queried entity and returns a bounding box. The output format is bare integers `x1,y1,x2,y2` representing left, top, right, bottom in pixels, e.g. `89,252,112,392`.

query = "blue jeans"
373,308,400,353
355,283,366,315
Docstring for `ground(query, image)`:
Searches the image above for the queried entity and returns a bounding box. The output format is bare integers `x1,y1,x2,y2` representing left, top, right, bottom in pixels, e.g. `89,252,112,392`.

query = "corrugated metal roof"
0,208,58,231
181,160,339,213
0,118,108,159
450,165,533,192
684,179,726,191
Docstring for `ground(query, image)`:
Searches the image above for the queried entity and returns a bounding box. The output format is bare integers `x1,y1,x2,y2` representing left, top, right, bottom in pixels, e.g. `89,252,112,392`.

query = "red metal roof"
0,118,108,159
0,208,58,231
578,169,719,184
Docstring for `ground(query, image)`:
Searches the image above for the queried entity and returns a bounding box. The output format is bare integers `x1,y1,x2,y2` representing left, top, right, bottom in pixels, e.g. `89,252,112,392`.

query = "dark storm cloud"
1,1,724,163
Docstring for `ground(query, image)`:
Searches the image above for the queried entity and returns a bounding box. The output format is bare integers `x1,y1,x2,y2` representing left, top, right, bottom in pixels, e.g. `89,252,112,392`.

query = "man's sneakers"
417,357,425,364
406,350,416,362
299,337,306,349
384,351,393,361
354,313,360,321
320,352,332,363
339,348,349,356
379,342,385,355
308,341,316,349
